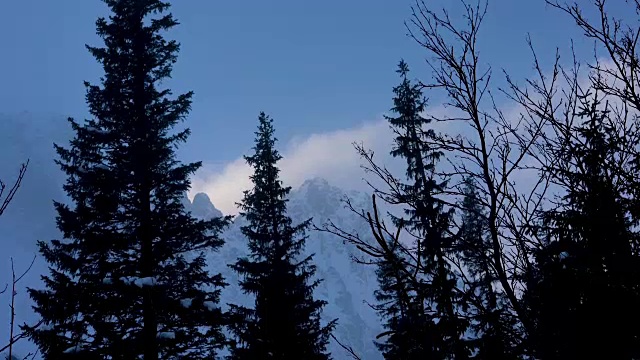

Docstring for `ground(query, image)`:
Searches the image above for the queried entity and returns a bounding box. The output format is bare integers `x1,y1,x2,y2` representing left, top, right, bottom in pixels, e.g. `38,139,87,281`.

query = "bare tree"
406,0,557,331
0,161,42,359
330,333,363,360
0,257,40,360
318,0,567,355
0,161,29,219
548,0,640,110
546,0,640,226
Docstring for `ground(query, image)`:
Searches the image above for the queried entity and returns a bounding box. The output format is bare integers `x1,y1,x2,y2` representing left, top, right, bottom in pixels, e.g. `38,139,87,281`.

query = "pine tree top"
228,112,335,359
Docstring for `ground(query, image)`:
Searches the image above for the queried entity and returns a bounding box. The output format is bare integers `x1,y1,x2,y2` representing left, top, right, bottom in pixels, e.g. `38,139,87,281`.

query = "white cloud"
189,117,397,215
190,56,625,217
188,103,485,216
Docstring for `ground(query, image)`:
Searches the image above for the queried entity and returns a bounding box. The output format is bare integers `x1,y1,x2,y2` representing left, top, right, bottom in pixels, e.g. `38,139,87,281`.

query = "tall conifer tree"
526,94,640,359
458,178,517,359
227,112,336,360
374,60,469,359
24,1,228,358
373,245,440,359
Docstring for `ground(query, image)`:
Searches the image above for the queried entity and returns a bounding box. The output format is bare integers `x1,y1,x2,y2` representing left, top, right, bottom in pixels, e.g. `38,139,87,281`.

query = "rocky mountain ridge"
184,177,383,360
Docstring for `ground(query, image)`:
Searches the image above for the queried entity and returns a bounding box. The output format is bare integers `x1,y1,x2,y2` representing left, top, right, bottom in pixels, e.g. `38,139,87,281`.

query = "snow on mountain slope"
192,192,224,219
185,177,384,360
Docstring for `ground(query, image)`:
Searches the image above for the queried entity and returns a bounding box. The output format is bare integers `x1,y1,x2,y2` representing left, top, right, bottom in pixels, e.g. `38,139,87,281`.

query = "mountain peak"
290,177,346,219
192,192,212,206
299,177,331,191
210,177,382,360
190,192,223,218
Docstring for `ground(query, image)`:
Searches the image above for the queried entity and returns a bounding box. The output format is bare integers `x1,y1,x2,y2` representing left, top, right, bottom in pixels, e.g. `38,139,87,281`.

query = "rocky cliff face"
184,177,383,360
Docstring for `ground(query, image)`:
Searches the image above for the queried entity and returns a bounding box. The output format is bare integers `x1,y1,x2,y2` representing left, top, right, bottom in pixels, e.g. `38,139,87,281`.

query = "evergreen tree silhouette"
375,60,469,359
227,112,336,360
373,243,440,359
458,177,517,359
525,94,640,359
23,1,228,358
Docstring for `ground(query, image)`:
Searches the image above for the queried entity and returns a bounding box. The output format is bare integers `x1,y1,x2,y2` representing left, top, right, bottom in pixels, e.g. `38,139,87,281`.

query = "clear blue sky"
0,0,611,166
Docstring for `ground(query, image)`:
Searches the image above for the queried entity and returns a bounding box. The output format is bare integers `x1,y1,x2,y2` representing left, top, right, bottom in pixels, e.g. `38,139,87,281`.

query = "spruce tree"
526,94,640,359
458,178,517,359
373,245,440,359
23,1,228,358
375,60,468,359
227,112,336,360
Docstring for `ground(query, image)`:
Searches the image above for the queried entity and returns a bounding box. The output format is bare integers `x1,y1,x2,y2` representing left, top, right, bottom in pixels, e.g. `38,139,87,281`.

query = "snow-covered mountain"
184,177,384,360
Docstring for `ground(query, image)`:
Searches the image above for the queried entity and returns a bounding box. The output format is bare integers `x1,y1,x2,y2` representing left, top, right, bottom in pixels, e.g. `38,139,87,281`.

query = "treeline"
2,0,640,359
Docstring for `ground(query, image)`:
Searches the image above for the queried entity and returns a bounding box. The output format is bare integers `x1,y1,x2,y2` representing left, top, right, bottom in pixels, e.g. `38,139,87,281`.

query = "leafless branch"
329,334,362,360
403,0,555,340
0,161,29,218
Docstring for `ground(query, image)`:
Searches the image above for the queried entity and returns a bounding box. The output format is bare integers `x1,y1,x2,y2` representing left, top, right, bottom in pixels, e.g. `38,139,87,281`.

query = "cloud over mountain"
190,118,396,215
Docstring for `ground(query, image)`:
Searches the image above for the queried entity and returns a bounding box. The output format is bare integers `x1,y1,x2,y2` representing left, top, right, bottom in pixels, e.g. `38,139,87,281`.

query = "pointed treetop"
396,59,410,78
246,112,281,164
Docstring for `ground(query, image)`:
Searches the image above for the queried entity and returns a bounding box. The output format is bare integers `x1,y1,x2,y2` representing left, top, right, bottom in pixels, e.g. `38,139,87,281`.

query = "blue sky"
1,0,600,164
0,0,621,241
1,0,610,214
